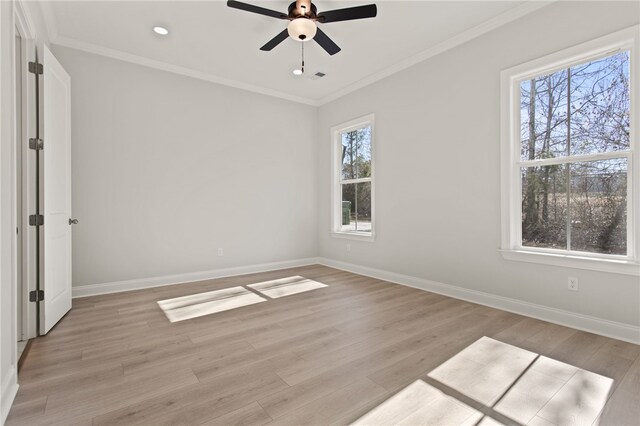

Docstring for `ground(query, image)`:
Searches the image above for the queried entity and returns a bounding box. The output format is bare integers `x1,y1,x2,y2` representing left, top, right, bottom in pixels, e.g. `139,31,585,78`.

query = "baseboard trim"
317,257,640,345
71,256,640,344
72,257,321,298
1,366,18,424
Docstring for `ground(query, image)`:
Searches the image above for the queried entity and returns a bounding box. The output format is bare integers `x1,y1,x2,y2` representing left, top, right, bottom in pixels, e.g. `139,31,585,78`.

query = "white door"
41,45,72,334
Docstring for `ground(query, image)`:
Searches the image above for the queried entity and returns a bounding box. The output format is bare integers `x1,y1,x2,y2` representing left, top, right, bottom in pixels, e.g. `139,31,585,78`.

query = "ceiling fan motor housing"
286,0,318,41
288,0,317,18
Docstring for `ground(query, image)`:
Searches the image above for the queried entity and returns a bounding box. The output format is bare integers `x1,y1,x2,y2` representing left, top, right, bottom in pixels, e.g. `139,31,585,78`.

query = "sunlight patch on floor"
352,379,486,426
157,286,267,322
247,275,328,299
353,337,614,426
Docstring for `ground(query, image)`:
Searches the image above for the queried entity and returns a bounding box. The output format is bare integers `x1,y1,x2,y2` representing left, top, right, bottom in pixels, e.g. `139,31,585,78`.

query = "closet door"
41,45,72,334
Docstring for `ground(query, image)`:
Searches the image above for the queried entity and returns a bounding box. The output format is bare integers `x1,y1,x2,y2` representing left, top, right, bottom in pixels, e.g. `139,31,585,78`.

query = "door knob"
69,218,79,225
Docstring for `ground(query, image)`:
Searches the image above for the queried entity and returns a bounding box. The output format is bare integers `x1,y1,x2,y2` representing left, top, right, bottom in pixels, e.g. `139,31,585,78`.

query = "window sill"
331,232,375,242
499,249,640,276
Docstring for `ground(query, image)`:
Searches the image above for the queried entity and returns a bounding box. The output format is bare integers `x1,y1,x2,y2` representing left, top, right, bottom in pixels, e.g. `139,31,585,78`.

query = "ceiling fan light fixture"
287,18,317,41
292,69,303,76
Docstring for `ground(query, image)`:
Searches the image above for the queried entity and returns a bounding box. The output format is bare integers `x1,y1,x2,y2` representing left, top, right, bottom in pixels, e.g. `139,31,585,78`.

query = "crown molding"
41,0,552,108
51,35,321,106
317,0,555,105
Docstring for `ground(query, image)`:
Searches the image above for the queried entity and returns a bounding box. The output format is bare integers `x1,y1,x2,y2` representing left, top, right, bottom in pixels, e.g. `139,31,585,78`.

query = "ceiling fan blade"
314,28,341,55
316,4,377,23
260,29,290,51
227,0,287,19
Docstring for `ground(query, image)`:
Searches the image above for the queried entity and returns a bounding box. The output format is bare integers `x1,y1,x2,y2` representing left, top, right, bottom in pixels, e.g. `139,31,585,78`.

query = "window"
501,27,640,275
331,114,375,240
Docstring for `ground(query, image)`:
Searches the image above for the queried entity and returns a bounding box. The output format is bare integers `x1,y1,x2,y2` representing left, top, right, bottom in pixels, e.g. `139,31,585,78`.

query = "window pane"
570,52,630,156
520,70,569,161
341,126,372,180
355,182,372,232
341,182,372,233
341,135,356,180
569,158,627,255
521,165,568,249
341,183,356,231
520,51,630,161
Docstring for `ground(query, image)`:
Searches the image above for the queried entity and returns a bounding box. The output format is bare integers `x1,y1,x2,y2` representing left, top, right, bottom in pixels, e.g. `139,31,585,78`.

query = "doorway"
13,5,38,356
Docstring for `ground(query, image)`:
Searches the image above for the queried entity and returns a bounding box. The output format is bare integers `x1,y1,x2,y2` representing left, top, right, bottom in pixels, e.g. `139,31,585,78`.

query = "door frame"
15,23,23,343
14,0,38,342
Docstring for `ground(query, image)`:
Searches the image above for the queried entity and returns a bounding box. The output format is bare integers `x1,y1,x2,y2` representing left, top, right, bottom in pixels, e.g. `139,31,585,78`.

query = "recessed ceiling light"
292,69,303,76
153,26,169,36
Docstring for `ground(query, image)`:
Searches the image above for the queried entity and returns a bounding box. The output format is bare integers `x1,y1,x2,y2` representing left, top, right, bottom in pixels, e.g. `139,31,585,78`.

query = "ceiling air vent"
308,71,326,80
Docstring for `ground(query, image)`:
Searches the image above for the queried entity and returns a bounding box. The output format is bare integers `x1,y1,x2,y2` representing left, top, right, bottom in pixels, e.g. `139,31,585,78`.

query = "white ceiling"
41,1,546,105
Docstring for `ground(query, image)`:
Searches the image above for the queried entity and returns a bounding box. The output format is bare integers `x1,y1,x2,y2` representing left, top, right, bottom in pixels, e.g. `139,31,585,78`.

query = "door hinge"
28,61,43,75
29,138,43,150
29,290,44,302
29,214,44,226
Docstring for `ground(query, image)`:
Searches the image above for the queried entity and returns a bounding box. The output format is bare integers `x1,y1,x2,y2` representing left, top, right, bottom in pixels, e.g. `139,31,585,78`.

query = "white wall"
50,46,318,288
317,2,640,332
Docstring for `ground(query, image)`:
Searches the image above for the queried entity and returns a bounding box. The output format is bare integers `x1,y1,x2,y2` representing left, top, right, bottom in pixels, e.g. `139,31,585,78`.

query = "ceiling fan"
227,0,377,56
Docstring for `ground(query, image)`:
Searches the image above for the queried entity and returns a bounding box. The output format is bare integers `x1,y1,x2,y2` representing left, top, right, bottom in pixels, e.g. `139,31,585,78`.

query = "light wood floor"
7,265,640,425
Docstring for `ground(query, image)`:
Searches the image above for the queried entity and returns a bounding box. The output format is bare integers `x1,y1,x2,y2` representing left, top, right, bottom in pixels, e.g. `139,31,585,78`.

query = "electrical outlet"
217,248,224,257
568,277,579,291
346,244,351,252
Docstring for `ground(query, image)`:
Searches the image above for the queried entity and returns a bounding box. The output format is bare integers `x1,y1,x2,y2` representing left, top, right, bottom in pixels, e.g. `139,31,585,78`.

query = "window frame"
500,26,640,276
331,114,376,242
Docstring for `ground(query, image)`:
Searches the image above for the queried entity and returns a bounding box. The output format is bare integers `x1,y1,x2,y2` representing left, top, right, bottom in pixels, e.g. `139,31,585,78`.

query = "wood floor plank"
44,367,199,420
14,362,124,402
122,337,254,375
518,322,578,355
4,396,47,424
201,401,272,426
93,368,289,426
194,350,303,384
7,265,638,426
18,356,123,384
275,326,414,386
548,330,609,367
81,333,192,361
265,378,387,425
491,316,549,346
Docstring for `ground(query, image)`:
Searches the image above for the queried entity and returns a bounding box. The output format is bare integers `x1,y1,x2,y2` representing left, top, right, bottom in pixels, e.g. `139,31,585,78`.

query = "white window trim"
500,26,640,276
330,114,376,242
